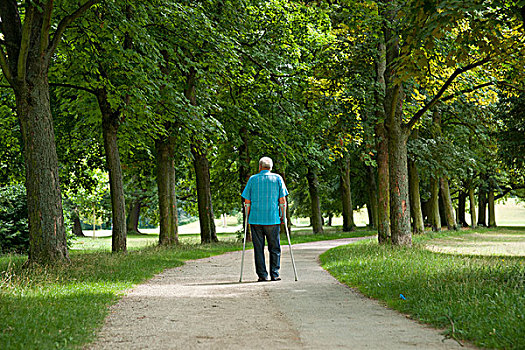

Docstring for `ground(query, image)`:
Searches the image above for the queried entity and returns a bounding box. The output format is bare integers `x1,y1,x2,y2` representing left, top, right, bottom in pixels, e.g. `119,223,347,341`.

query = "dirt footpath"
87,238,475,350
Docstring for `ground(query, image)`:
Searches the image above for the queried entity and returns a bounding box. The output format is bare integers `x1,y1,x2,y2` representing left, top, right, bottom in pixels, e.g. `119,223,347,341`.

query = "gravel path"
87,237,475,349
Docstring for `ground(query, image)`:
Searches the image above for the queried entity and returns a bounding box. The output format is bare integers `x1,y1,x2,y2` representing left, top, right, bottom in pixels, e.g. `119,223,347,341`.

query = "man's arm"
244,199,251,222
279,197,287,223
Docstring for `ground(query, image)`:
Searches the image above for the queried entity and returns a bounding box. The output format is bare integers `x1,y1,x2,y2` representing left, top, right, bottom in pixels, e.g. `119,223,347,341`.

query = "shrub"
0,183,29,253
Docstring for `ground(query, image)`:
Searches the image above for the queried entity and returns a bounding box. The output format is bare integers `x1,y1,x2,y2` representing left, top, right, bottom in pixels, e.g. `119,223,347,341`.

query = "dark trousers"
250,224,281,279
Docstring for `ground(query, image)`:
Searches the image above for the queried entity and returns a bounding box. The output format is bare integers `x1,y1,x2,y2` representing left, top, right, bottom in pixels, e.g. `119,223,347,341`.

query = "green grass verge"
0,227,374,349
320,228,525,349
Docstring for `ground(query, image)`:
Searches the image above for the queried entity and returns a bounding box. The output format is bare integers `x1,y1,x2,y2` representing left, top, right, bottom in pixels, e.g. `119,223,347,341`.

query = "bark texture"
156,137,179,245
72,212,84,237
440,177,458,230
0,1,86,263
126,199,142,234
477,187,487,227
457,191,468,227
429,177,441,232
376,124,391,243
408,159,424,234
374,38,390,243
185,67,217,243
382,3,411,246
98,91,126,253
191,143,218,243
339,157,355,232
306,169,324,234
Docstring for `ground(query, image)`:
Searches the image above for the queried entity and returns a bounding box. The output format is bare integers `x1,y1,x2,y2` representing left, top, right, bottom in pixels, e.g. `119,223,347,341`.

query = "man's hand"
279,202,286,224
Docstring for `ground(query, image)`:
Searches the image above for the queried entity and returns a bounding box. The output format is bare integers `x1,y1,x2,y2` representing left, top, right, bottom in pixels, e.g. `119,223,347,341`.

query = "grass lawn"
320,227,525,350
0,226,375,350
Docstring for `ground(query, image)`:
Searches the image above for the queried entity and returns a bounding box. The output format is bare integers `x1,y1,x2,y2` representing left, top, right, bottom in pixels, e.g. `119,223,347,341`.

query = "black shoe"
271,277,281,281
257,277,268,282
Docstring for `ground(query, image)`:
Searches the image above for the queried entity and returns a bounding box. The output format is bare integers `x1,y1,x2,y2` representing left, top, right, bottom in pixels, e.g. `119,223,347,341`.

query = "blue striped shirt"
241,170,289,225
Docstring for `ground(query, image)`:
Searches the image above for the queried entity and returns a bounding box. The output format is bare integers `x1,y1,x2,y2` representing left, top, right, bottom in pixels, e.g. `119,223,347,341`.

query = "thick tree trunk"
408,158,424,234
387,122,412,245
429,177,441,232
457,190,468,227
469,186,477,229
0,0,96,265
306,168,324,234
340,157,355,232
126,198,142,234
376,124,391,243
366,166,379,229
14,74,69,264
440,177,458,230
488,189,496,227
191,144,218,243
98,96,126,252
156,137,179,245
477,187,487,227
382,4,411,246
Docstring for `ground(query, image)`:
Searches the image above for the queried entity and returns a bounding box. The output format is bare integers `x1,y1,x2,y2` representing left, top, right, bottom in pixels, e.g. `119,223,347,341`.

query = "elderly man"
242,156,289,282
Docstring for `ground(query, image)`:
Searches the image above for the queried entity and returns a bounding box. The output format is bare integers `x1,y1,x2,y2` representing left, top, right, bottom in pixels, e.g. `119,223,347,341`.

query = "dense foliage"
0,0,524,253
0,184,28,253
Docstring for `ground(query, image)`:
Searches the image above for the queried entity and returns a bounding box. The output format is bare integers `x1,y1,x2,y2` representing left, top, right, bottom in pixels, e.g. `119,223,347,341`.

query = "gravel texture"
87,237,475,349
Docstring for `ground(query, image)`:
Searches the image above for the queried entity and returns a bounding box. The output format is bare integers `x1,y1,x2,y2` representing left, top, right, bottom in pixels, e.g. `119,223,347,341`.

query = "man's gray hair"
259,156,273,170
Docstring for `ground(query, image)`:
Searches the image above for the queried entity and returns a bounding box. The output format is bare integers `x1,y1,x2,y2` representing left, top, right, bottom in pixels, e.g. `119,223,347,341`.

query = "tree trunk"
239,126,252,242
306,168,324,234
439,190,448,227
429,177,441,232
376,124,391,243
72,211,84,237
387,121,412,245
440,177,458,230
457,190,468,227
408,158,424,234
382,3,411,246
374,36,389,243
13,71,70,264
1,0,96,266
477,186,487,227
366,166,379,229
156,137,179,245
488,188,496,227
469,186,477,229
126,198,142,234
191,143,218,243
98,92,126,253
340,157,355,232
184,66,217,243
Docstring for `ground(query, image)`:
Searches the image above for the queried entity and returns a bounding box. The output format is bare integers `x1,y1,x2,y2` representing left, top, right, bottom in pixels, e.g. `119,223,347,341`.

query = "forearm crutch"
239,208,248,283
283,216,298,281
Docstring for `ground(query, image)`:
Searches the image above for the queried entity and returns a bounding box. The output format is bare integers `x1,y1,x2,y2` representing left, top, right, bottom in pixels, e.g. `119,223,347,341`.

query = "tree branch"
405,55,491,130
440,82,494,103
497,81,525,92
40,0,55,55
0,49,13,85
49,82,96,94
17,6,35,81
46,0,99,59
